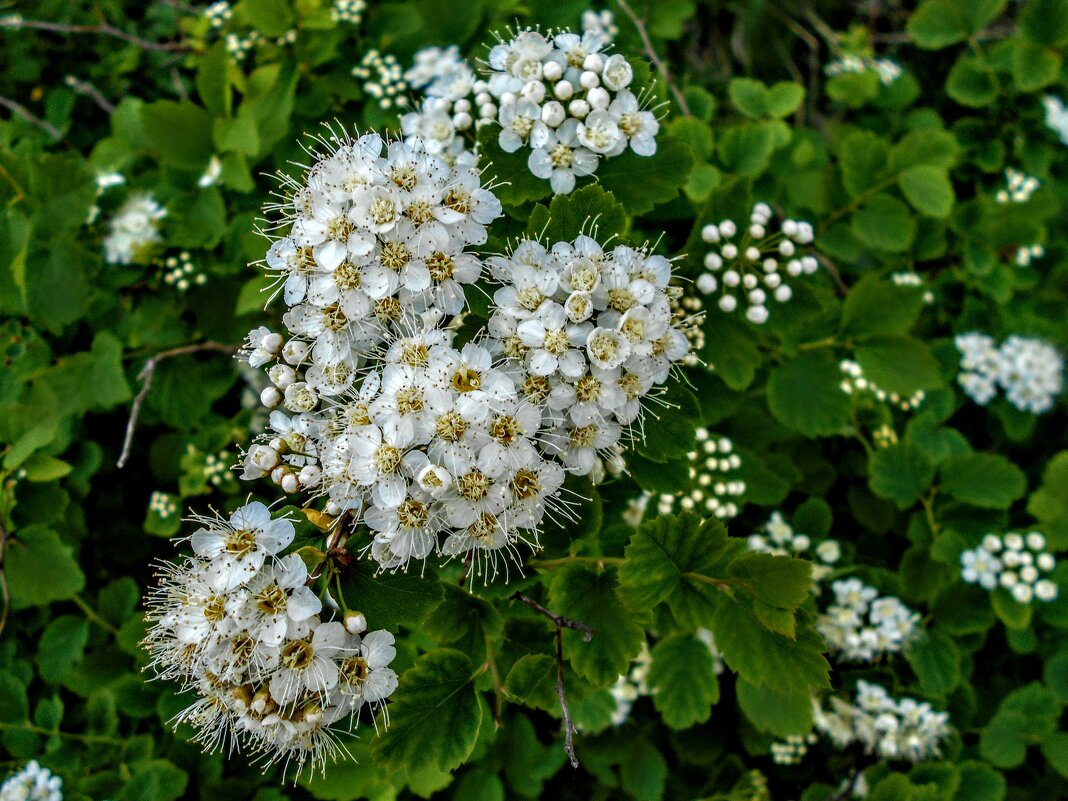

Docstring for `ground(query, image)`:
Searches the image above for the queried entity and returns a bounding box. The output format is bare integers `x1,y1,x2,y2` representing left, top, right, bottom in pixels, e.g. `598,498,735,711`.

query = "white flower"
270,621,349,705
0,761,62,801
189,502,295,591
103,193,166,264
229,554,323,647
528,119,599,194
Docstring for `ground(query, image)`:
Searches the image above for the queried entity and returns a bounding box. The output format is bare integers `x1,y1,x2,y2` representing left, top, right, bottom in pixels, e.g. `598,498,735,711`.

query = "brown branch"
0,96,63,141
614,0,692,117
116,341,237,469
512,592,593,768
64,75,116,114
0,15,192,53
815,252,848,295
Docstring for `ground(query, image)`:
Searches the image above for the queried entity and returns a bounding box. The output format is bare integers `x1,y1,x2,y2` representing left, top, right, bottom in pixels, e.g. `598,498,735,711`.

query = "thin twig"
512,592,593,768
815,252,848,295
170,66,188,101
0,96,63,141
0,721,127,747
71,594,120,636
0,16,192,53
614,0,692,117
64,75,116,114
116,341,237,469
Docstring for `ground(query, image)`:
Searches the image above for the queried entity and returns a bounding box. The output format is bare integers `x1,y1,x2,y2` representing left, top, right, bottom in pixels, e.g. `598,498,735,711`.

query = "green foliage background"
1,0,1068,800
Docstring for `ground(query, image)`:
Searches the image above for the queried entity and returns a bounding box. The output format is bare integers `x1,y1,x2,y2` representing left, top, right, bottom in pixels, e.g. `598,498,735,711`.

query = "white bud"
754,202,771,218
521,80,546,103
479,102,498,120
749,224,765,238
719,295,737,312
270,465,289,485
583,53,605,73
742,273,758,289
554,80,574,100
268,363,297,389
787,259,803,276
248,444,280,472
779,240,796,257
701,224,720,243
721,243,738,260
282,339,310,365
568,98,590,118
344,611,368,635
723,270,740,287
280,473,299,494
500,91,517,106
782,219,799,237
579,70,600,89
719,220,737,238
1038,553,1056,571
260,332,284,353
475,91,491,106
696,273,718,293
1012,583,1033,604
260,386,282,408
801,256,819,274
587,86,610,109
745,246,761,262
765,272,782,288
746,305,769,324
454,98,471,114
774,285,793,302
541,101,566,127
704,252,723,270
1026,531,1046,550
1035,580,1059,601
453,111,473,130
543,61,563,82
749,288,766,305
299,464,322,488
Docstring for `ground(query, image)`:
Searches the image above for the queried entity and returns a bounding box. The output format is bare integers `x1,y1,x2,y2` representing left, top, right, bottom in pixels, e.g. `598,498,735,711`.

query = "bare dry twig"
512,592,594,768
614,0,692,117
116,342,238,469
0,15,192,53
0,96,63,140
64,75,116,114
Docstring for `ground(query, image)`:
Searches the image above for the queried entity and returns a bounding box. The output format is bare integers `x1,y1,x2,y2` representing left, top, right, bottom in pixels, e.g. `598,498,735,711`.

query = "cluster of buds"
696,203,817,324
1015,244,1045,267
352,50,409,110
996,168,1040,204
161,251,208,291
824,55,902,85
770,733,817,766
839,359,925,412
331,0,366,24
960,532,1058,604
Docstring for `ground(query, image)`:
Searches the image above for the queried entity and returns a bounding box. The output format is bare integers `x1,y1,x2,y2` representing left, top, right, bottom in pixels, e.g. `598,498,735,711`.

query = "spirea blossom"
840,359,924,412
814,681,950,762
244,131,690,579
824,55,902,85
142,503,399,775
696,203,818,324
487,27,660,193
352,51,409,110
103,193,167,265
0,761,62,801
955,332,1063,414
996,168,1039,204
1043,94,1068,145
960,532,1058,604
816,579,919,662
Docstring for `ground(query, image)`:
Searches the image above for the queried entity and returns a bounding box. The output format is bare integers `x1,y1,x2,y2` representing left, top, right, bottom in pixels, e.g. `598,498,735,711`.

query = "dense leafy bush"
1,1,1068,800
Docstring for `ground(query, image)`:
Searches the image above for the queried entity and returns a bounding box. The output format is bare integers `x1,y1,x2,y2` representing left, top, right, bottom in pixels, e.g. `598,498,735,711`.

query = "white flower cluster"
0,761,62,801
1043,95,1068,145
225,29,262,62
488,28,660,193
956,332,1064,414
816,579,919,662
204,1,232,29
671,293,704,366
840,359,925,412
143,502,398,774
162,251,208,291
814,681,950,762
748,511,840,584
103,193,166,265
696,203,817,324
246,131,690,577
960,532,1058,604
608,641,652,725
352,50,409,110
149,490,179,520
331,0,366,24
581,9,618,44
770,733,817,766
891,271,934,304
824,55,902,85
401,46,494,164
629,429,745,522
1015,244,1045,267
996,168,1039,204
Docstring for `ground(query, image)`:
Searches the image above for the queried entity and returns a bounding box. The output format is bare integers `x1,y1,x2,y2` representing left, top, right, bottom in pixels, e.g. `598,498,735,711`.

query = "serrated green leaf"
767,351,852,437
648,634,718,729
899,165,955,217
855,336,944,395
504,654,557,712
372,649,483,776
736,678,813,736
940,452,1026,509
869,442,935,508
140,100,214,169
6,525,86,608
527,183,627,242
852,194,917,252
905,630,961,696
423,584,503,662
338,561,444,632
727,551,812,611
597,136,696,215
840,275,925,337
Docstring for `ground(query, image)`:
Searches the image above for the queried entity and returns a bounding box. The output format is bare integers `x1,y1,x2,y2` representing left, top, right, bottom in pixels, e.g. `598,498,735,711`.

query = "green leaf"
504,654,557,712
905,630,961,696
840,275,925,337
527,184,627,243
766,351,852,437
711,601,830,693
338,561,444,631
766,83,805,118
702,315,763,391
952,761,1006,801
908,0,1007,49
1018,0,1068,46
423,584,504,662
980,683,1059,768
1012,40,1061,92
619,738,668,801
0,671,28,723
855,336,944,395
726,552,812,611
637,383,699,462
839,131,890,199
946,57,999,108
647,634,719,729
1041,733,1068,778
372,649,483,776
899,165,955,217
869,442,935,508
37,616,89,681
618,513,731,627
548,565,648,686
940,453,1026,509
596,136,695,215
140,100,214,169
6,525,86,608
736,678,813,736
728,78,770,118
244,0,294,37
195,41,232,117
1028,451,1068,522
852,194,917,252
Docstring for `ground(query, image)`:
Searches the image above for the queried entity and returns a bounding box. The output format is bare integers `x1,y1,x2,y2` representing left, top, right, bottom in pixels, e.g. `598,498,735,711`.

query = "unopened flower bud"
344,611,368,634
568,99,590,118
260,386,282,408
